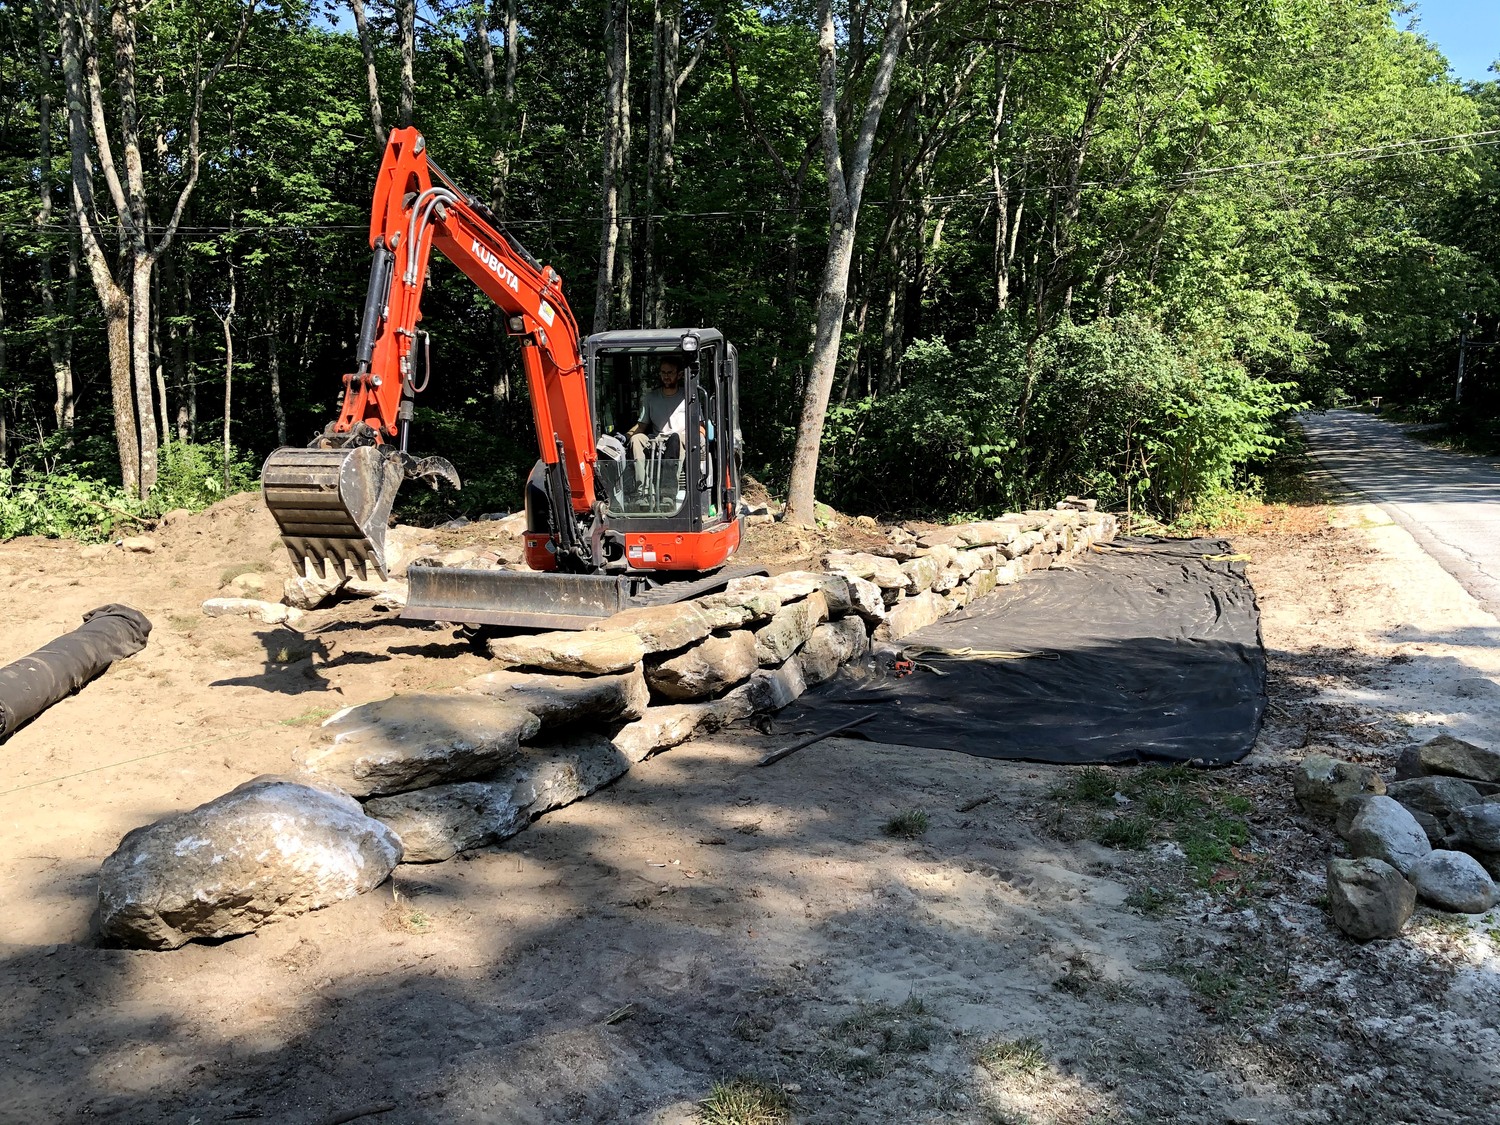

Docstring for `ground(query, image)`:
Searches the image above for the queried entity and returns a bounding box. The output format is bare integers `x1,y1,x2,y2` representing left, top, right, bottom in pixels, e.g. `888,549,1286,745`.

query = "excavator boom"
262,128,592,579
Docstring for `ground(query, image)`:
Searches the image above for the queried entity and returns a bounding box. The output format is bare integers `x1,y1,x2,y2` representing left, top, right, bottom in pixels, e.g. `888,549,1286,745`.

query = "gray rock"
488,629,646,674
1408,808,1447,847
1340,795,1431,874
900,556,941,595
599,603,713,655
458,666,648,728
1326,856,1416,942
741,657,808,713
878,591,949,641
754,591,829,665
611,696,747,762
646,630,759,701
844,576,888,625
967,568,999,601
1387,776,1483,820
283,573,348,611
365,734,630,861
97,776,402,950
1293,754,1386,820
1407,850,1497,913
823,551,907,591
1418,734,1500,783
1447,801,1500,852
299,694,540,798
725,571,850,617
696,587,783,625
1395,744,1424,781
202,597,304,627
799,618,870,686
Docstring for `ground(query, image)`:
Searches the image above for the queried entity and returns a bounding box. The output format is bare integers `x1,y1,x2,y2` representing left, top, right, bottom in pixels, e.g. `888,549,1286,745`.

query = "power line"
5,127,1497,237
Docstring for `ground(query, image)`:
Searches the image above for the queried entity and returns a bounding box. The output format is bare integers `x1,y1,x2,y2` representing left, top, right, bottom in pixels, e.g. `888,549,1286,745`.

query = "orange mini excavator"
261,128,757,629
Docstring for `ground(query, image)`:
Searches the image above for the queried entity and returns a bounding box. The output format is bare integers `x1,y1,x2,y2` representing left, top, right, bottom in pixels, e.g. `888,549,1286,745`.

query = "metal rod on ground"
757,713,876,767
312,1103,398,1125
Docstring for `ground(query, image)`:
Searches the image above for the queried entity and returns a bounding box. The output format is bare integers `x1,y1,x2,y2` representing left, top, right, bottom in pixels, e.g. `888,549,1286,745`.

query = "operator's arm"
627,394,654,438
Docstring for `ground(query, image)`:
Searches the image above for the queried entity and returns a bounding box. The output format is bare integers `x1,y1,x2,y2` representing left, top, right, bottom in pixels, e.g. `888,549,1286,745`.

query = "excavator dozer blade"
401,565,770,630
261,445,405,581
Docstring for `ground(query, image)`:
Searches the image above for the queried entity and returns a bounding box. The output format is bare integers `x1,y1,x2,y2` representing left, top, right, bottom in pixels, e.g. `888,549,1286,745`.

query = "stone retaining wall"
97,504,1116,948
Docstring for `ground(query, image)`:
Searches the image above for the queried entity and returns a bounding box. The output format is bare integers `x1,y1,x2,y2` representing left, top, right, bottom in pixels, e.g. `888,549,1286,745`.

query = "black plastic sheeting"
781,538,1265,766
0,604,152,744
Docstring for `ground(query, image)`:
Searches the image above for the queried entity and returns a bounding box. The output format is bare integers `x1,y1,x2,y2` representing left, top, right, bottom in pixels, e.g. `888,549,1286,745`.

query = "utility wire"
5,128,1499,236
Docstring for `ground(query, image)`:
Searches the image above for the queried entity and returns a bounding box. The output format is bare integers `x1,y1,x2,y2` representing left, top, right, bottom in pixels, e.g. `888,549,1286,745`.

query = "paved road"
1299,409,1500,617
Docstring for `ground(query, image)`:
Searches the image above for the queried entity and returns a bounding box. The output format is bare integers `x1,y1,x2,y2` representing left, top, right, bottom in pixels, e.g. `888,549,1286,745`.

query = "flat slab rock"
365,734,630,862
1418,734,1500,783
299,693,540,798
488,629,646,674
457,666,648,729
97,776,402,950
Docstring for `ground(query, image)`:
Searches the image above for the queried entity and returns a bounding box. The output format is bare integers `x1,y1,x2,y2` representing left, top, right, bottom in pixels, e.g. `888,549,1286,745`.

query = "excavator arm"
261,128,597,579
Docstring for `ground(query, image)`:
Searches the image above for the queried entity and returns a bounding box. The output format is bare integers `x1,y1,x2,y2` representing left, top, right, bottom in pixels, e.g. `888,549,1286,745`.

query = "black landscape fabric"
0,604,153,743
786,538,1265,766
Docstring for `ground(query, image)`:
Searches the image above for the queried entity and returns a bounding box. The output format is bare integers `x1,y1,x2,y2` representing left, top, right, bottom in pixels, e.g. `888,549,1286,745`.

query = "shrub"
821,314,1302,522
0,440,259,543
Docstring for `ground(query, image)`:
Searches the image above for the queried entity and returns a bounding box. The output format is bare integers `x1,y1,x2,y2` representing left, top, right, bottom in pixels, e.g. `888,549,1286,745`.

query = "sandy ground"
3,492,1500,1123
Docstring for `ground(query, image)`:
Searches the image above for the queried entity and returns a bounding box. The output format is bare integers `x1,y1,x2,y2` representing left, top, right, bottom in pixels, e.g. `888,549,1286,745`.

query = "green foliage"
0,465,144,542
149,442,258,515
0,442,258,543
0,0,1490,527
825,315,1301,520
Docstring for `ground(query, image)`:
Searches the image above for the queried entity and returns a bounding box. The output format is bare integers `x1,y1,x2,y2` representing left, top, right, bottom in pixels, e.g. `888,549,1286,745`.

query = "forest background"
0,0,1496,538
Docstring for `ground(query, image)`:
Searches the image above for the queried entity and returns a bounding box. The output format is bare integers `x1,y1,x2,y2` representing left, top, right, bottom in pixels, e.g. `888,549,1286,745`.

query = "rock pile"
1298,735,1500,941
109,504,1116,949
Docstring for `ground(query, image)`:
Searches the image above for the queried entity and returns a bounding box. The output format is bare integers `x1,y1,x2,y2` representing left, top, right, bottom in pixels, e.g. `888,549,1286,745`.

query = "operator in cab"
625,356,689,481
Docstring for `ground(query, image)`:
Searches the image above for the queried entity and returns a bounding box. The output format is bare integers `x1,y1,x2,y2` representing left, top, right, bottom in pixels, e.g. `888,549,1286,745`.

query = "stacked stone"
1298,735,1500,942
105,502,1116,949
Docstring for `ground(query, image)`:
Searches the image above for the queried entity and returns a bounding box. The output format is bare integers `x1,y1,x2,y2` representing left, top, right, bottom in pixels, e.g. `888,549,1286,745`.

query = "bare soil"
2,493,1499,1124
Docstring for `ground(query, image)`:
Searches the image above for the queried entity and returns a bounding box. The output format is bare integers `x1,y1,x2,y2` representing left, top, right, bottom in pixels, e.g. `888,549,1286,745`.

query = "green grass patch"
280,706,338,727
1054,764,1257,894
1124,884,1178,915
883,809,930,839
699,1076,792,1125
976,1035,1048,1077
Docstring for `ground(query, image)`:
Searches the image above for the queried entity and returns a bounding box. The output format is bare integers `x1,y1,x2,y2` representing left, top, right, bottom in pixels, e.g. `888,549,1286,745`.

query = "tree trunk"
644,0,663,328
152,280,170,448
350,0,387,144
398,0,415,127
505,0,518,101
593,0,626,334
35,0,75,436
220,258,236,486
180,262,196,441
268,327,287,446
57,0,138,491
784,0,908,527
617,3,633,327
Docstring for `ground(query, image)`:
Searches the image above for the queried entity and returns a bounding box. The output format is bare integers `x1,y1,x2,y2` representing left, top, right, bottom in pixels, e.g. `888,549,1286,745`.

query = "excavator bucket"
261,445,405,580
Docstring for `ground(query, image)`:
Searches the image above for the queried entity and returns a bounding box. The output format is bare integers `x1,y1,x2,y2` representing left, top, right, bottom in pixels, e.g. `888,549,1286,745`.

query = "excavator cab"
549,328,743,570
